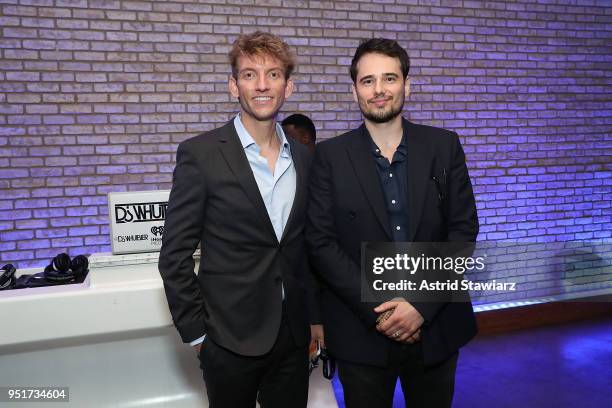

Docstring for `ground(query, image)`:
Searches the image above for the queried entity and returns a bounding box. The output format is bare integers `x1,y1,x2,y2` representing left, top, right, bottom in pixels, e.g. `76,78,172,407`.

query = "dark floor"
332,317,612,408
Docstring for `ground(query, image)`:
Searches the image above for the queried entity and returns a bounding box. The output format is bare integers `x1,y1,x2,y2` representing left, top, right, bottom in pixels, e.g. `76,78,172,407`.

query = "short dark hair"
350,38,410,83
281,113,316,142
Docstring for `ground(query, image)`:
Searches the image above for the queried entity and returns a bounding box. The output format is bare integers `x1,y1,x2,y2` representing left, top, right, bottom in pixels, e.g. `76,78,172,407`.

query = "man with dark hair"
159,31,313,408
282,113,317,152
307,38,479,407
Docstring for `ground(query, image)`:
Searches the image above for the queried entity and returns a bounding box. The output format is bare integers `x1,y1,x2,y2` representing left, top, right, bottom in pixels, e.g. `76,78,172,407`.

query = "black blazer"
306,118,479,366
159,120,311,356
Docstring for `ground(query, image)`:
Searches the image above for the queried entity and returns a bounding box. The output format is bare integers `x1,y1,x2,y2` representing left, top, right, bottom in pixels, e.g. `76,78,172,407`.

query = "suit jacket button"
348,211,356,219
274,276,282,284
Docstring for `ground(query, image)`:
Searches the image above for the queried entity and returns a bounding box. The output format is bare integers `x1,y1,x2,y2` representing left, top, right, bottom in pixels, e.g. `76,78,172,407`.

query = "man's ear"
229,75,239,99
404,78,410,98
351,83,358,103
284,78,294,99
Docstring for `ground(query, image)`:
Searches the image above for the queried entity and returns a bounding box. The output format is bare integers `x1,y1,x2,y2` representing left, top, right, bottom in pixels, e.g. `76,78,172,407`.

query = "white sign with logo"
108,190,170,254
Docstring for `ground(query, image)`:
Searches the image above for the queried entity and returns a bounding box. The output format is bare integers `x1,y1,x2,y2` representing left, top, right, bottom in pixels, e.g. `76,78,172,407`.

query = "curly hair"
228,31,296,80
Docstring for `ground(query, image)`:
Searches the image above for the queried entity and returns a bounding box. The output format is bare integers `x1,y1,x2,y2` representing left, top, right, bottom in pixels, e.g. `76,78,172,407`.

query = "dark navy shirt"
366,126,410,242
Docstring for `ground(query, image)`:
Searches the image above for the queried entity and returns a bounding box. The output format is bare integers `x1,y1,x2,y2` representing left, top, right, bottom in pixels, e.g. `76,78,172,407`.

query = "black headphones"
43,253,89,282
70,255,89,279
0,264,17,290
2,254,90,290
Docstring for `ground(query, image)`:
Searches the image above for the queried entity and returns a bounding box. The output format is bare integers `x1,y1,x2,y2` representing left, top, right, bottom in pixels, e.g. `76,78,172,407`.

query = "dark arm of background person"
411,132,479,324
302,146,323,326
306,261,323,325
307,263,325,350
158,143,208,343
306,145,379,327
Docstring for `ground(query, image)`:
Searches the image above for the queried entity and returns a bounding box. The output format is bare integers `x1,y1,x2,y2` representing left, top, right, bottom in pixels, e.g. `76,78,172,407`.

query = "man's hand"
309,324,325,359
374,300,424,344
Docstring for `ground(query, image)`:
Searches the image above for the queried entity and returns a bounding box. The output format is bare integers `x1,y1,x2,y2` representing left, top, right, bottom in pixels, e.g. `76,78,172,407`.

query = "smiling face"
229,53,294,123
352,52,410,124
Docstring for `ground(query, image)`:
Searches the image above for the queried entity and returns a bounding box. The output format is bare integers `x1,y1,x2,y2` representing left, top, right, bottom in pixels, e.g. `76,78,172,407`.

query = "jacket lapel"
347,125,392,239
280,138,304,244
404,120,433,241
216,121,278,243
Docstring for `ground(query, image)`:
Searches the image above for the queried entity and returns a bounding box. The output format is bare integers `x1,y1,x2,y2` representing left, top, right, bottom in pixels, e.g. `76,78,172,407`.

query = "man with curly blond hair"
159,31,314,407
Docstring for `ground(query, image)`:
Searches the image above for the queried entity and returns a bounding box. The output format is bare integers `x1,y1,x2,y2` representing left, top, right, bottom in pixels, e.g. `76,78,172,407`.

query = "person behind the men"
281,112,323,355
282,113,317,152
306,38,479,408
158,31,313,408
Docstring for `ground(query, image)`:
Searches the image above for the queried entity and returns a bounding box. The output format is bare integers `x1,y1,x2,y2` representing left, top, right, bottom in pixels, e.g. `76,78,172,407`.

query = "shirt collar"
233,114,291,156
367,122,408,158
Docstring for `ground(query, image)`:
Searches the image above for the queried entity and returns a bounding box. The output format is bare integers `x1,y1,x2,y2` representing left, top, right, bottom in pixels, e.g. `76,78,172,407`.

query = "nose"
374,78,384,95
256,74,269,92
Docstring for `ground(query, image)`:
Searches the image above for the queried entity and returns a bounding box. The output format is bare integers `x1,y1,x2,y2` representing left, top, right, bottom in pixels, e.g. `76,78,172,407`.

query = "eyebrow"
359,72,399,82
239,67,283,74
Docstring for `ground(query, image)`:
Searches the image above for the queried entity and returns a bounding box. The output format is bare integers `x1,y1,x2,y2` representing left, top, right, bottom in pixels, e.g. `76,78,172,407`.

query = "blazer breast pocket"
430,167,449,215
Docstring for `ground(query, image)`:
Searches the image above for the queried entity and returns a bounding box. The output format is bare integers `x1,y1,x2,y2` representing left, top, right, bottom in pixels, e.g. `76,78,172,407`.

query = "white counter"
0,252,338,407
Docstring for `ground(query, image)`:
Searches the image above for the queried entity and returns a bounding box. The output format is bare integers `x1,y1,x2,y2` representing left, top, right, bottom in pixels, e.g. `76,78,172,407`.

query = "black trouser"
198,312,309,408
337,342,459,408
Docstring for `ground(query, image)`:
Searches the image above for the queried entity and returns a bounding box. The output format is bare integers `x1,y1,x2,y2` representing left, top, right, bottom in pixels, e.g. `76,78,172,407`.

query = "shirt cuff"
189,335,205,346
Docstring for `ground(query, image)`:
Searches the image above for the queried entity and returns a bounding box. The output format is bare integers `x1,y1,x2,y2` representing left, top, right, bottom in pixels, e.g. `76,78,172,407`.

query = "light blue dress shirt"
233,114,296,241
191,114,296,346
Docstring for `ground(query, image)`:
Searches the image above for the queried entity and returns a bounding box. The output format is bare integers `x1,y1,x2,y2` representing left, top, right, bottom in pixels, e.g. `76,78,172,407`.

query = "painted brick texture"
0,0,610,296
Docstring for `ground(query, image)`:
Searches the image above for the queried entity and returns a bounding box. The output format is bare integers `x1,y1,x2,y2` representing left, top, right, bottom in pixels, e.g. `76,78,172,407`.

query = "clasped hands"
374,298,423,344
